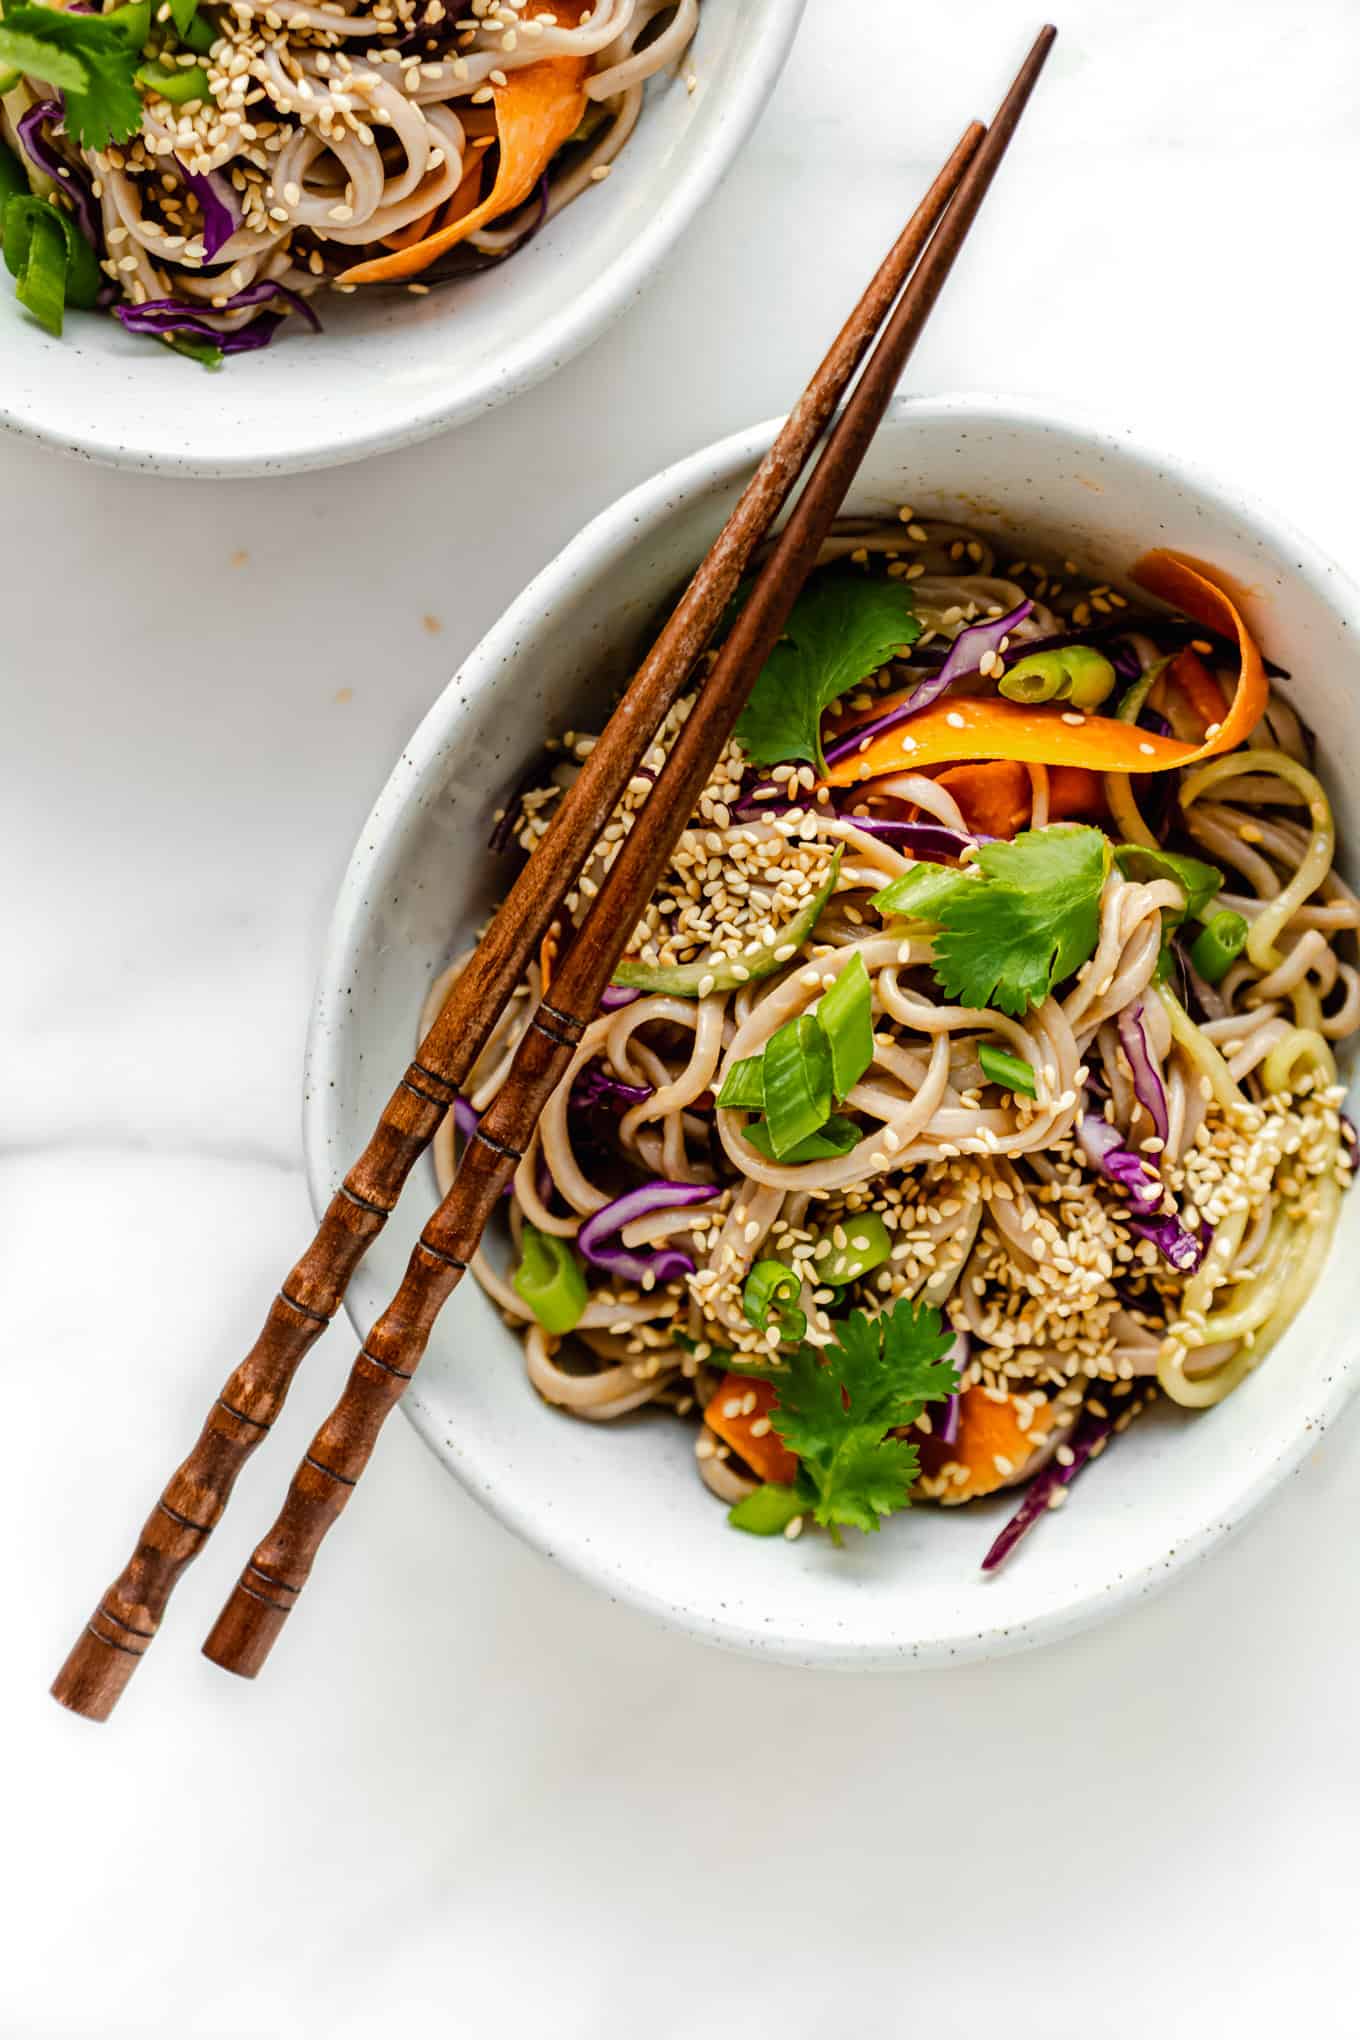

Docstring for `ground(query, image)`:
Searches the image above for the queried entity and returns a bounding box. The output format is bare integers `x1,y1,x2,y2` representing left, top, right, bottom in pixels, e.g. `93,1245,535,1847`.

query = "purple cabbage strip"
175,157,242,262
17,101,102,252
577,1180,720,1285
835,817,989,858
1129,1213,1211,1273
820,599,1033,770
571,1062,652,1112
114,279,321,352
981,1403,1119,1572
600,986,640,1011
1077,1115,1162,1217
1117,1002,1169,1141
451,1098,479,1143
926,1331,969,1447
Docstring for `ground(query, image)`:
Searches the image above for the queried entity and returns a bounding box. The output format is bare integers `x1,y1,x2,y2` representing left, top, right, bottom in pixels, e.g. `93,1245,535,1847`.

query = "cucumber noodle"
418,519,1356,1534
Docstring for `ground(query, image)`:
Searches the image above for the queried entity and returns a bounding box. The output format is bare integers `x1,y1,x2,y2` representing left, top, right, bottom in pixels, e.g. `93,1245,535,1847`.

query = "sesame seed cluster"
513,702,840,970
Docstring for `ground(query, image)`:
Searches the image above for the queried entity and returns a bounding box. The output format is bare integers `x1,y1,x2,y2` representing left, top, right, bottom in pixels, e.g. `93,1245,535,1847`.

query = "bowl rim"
0,0,807,478
303,388,1360,1666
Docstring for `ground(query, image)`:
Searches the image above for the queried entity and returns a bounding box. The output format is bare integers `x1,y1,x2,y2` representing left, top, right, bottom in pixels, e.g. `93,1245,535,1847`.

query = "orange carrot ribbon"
340,48,588,285
822,549,1269,788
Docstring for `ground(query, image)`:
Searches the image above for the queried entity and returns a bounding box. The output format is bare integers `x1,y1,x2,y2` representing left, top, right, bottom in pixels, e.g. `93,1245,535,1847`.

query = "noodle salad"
421,517,1357,1568
0,0,696,360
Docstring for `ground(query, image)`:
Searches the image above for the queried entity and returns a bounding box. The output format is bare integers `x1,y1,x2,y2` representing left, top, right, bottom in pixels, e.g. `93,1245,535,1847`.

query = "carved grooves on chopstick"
53,124,991,1724
202,43,1056,1683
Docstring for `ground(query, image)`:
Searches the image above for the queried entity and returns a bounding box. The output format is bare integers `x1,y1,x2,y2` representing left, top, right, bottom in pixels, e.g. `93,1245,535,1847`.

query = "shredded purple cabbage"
1077,1114,1162,1216
577,1180,719,1284
1128,1212,1211,1272
820,599,1033,769
175,157,242,262
114,279,321,353
451,1097,479,1144
981,1403,1118,1572
1117,1002,1169,1141
571,1062,652,1112
600,986,640,1011
17,100,102,252
836,817,988,857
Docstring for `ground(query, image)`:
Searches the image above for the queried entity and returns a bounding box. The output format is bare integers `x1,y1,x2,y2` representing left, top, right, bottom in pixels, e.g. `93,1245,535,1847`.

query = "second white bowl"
304,392,1360,1667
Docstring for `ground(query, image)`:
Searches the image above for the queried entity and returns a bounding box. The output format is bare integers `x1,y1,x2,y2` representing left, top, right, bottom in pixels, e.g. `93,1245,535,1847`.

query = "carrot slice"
823,550,1269,785
1167,645,1228,738
339,47,588,284
937,759,1030,838
927,1386,1058,1504
705,1374,798,1487
1047,764,1106,820
382,148,485,252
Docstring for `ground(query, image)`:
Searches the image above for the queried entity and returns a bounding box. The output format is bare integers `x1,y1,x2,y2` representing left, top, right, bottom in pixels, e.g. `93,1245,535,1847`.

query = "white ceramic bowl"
0,0,803,477
304,392,1360,1667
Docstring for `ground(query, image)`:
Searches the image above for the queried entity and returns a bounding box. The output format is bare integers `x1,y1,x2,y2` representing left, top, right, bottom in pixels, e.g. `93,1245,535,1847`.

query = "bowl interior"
306,394,1360,1666
0,0,803,476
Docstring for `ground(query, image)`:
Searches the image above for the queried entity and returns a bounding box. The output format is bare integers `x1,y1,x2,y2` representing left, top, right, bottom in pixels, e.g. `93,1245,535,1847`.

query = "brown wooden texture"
203,39,1055,1682
52,121,990,1725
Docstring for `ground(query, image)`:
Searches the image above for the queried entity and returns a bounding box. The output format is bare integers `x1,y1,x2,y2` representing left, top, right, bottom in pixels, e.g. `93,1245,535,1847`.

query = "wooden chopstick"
199,26,1058,1685
50,126,989,1728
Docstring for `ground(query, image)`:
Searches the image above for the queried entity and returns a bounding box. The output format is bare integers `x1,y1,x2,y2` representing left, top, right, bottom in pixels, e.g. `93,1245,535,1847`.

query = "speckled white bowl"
304,392,1360,1667
0,0,803,477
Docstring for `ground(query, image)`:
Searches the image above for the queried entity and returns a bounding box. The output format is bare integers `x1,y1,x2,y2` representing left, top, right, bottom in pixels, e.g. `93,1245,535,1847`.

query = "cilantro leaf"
763,1298,958,1538
0,6,145,148
736,573,921,775
932,824,1109,1018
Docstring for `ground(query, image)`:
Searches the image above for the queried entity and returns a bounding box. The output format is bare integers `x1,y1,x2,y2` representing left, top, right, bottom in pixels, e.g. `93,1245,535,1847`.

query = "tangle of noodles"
0,0,698,345
419,516,1356,1545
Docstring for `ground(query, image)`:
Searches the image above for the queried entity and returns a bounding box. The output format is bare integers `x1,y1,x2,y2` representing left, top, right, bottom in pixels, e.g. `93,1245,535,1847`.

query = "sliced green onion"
760,1012,832,1159
1113,844,1223,923
136,61,210,101
742,1259,806,1344
165,330,223,368
1189,909,1249,985
169,0,200,33
3,193,101,330
816,1211,892,1287
613,849,841,997
0,67,21,94
107,0,152,40
715,1053,765,1111
728,1483,804,1536
817,952,873,1099
511,1221,587,1334
978,1042,1037,1098
181,11,217,51
743,1114,860,1164
998,645,1116,709
0,134,28,209
870,860,969,923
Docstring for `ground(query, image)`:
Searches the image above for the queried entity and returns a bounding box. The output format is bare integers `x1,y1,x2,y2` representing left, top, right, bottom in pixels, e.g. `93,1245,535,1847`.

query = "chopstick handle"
51,122,986,1724
203,36,1054,1683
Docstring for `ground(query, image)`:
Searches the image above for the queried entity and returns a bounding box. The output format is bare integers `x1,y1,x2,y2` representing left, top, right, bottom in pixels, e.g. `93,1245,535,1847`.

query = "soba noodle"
419,519,1356,1553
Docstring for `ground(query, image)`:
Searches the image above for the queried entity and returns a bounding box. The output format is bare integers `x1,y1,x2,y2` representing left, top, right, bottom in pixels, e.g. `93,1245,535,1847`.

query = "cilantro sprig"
730,1298,959,1540
0,4,145,149
735,572,921,776
872,824,1110,1019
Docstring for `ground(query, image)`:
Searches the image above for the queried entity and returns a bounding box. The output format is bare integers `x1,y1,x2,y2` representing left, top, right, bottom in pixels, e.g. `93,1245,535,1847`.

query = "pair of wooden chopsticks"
52,26,1056,1721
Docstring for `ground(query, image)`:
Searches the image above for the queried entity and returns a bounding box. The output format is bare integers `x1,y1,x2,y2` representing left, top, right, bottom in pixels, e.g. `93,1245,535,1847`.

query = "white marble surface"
6,1,1360,2032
